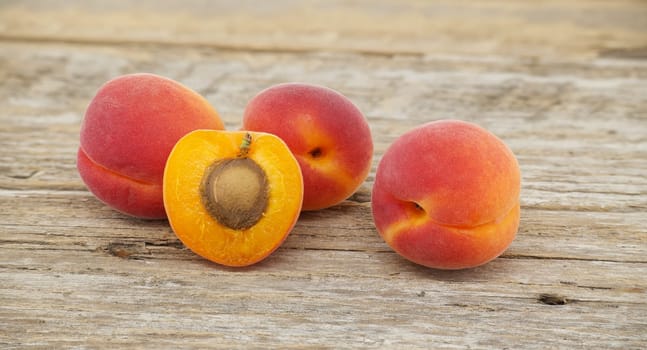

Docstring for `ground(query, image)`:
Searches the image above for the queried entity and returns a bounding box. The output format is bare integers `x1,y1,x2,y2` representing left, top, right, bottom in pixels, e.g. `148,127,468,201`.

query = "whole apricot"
77,73,224,219
243,83,373,211
371,120,521,270
163,131,303,267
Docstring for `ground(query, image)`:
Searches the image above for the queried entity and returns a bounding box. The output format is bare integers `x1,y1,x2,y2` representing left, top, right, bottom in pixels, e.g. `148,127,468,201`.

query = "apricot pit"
200,158,269,230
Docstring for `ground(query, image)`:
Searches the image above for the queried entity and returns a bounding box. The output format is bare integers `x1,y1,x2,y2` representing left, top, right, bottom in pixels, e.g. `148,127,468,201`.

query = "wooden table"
1,1,646,348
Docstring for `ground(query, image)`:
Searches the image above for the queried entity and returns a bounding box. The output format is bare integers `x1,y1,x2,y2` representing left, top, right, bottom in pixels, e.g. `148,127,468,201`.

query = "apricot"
163,130,303,267
77,73,224,219
371,120,521,270
242,83,373,211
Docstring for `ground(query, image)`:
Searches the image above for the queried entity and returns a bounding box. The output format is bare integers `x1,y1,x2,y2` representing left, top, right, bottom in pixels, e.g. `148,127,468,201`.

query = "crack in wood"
502,254,647,264
0,34,424,58
599,47,647,60
105,242,149,259
5,170,40,180
538,293,570,305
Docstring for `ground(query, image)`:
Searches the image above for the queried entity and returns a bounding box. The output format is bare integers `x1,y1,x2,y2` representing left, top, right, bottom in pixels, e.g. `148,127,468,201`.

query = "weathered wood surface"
1,1,646,349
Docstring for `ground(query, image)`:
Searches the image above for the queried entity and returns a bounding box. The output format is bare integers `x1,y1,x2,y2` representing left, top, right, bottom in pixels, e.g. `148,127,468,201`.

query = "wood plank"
2,42,646,212
1,0,646,59
2,190,646,264
1,248,646,349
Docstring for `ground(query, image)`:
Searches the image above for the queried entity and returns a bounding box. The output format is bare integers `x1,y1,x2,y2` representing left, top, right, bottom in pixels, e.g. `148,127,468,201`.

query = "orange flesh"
163,130,303,267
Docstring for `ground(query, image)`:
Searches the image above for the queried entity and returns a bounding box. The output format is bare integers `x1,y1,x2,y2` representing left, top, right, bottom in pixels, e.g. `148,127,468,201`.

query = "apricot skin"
77,73,224,219
242,83,373,211
371,120,521,270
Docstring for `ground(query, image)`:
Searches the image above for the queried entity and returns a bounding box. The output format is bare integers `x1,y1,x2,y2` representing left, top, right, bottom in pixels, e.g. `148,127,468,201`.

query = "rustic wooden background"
1,1,646,348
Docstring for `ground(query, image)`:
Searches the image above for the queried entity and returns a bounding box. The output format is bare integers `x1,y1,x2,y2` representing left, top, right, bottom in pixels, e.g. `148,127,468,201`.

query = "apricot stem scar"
309,147,323,158
238,132,252,157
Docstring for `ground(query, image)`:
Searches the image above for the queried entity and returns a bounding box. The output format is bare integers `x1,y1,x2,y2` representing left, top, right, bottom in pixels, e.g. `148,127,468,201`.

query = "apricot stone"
201,157,269,230
243,83,373,211
77,73,224,219
371,120,521,270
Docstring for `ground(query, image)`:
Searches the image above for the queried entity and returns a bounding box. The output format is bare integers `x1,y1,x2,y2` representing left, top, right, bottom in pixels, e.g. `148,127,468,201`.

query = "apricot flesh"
77,73,223,219
243,83,373,211
163,130,303,267
371,120,521,270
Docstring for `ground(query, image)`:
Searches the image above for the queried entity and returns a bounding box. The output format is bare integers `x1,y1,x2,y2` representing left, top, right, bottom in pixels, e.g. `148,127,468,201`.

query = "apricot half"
371,120,521,270
163,130,303,267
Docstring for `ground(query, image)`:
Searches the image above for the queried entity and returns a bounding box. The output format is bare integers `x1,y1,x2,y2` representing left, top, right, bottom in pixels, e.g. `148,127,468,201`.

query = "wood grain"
1,1,646,349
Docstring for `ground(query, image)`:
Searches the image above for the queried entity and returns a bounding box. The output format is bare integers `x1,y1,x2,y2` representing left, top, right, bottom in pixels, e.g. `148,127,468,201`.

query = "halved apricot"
163,130,304,267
